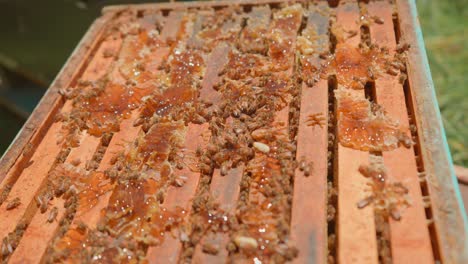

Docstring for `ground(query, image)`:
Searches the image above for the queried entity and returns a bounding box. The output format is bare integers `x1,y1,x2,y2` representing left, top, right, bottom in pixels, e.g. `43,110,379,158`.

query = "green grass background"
417,0,467,166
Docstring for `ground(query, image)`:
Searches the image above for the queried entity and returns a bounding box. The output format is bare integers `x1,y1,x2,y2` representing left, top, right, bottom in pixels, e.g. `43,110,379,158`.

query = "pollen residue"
335,87,412,151
263,76,291,110
52,227,87,256
169,50,204,82
239,7,270,54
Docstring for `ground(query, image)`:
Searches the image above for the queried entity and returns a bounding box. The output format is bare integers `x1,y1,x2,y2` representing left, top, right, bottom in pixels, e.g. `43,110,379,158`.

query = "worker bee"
54,176,71,197
76,221,87,235
199,163,212,174
47,207,59,223
397,132,413,148
35,191,52,213
398,73,408,84
306,113,326,128
58,87,75,99
396,43,410,53
390,207,401,221
213,151,229,164
386,67,399,76
346,30,358,39
70,158,81,167
303,162,313,177
1,236,14,257
22,143,34,157
103,48,116,58
133,117,145,127
357,196,375,209
251,128,279,141
220,160,234,177
173,175,187,187
298,157,307,172
372,16,384,25
6,197,21,210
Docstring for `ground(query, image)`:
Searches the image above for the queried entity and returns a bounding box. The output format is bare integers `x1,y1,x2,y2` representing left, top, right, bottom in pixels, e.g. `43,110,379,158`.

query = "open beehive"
0,0,466,263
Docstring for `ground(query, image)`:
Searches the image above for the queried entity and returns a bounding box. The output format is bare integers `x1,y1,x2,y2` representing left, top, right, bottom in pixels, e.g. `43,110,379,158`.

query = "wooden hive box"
0,0,466,263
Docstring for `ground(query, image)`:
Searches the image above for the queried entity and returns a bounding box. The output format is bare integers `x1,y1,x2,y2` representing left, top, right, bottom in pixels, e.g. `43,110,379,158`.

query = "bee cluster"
0,1,415,263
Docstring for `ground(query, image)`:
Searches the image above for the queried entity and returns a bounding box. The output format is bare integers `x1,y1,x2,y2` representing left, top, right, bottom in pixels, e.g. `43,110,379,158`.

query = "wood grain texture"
146,123,209,263
395,0,468,262
0,32,123,247
6,26,128,262
367,2,434,263
69,10,180,232
335,1,378,264
0,13,113,184
0,1,464,262
146,10,235,263
10,134,100,264
102,0,306,15
290,3,329,263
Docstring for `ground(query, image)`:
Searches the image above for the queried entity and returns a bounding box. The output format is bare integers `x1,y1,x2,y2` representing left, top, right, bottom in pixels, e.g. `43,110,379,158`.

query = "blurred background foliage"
417,0,467,166
0,0,466,166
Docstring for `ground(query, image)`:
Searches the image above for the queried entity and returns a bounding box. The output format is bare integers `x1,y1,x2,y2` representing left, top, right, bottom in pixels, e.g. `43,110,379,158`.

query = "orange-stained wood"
198,43,229,105
0,115,66,242
231,4,301,263
0,32,123,244
0,12,114,186
72,115,142,228
146,123,209,263
290,3,329,263
191,132,244,263
0,25,122,194
147,11,240,263
8,25,131,262
191,7,273,263
0,2,455,263
335,1,378,264
10,134,100,264
195,166,244,263
192,21,249,264
367,1,434,263
68,10,182,231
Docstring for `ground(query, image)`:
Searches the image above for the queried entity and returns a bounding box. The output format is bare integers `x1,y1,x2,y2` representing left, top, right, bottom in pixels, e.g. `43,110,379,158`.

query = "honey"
82,83,152,136
140,50,203,120
335,87,412,151
358,159,410,221
0,1,446,263
130,122,185,169
268,4,303,69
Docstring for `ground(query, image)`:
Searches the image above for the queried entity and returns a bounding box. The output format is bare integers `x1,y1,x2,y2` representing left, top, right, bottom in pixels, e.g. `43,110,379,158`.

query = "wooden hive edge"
1,0,466,262
101,0,306,14
395,0,468,262
0,12,114,183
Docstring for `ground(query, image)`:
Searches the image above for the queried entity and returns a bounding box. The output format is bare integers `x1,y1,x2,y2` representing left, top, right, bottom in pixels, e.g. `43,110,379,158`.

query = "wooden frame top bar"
0,0,466,263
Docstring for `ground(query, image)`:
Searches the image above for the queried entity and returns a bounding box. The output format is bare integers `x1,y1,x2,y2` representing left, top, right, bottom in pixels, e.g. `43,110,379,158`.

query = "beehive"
0,0,466,263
